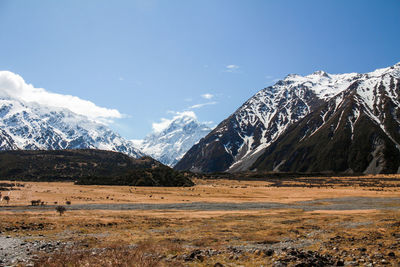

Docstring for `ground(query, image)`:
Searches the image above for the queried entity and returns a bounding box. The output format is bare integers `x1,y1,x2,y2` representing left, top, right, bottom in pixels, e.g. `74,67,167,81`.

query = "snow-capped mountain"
133,112,211,166
175,62,400,174
0,72,143,158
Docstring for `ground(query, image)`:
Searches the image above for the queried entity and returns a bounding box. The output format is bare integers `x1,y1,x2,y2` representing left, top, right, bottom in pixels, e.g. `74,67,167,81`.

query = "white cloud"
152,111,196,133
201,93,214,99
225,64,239,72
0,71,122,122
188,101,217,109
226,64,239,69
152,118,172,133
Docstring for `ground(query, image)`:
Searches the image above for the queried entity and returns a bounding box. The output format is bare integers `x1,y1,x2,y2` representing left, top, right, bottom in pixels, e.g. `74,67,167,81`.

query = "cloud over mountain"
135,110,211,166
0,71,122,122
152,111,197,133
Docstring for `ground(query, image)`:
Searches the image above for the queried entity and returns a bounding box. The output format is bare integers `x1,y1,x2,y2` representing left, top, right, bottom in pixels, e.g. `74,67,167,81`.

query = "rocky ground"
0,235,70,266
1,208,399,266
178,241,399,266
4,236,397,266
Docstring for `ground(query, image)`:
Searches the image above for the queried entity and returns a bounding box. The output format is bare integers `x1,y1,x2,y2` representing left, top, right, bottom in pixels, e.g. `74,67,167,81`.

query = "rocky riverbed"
1,197,400,213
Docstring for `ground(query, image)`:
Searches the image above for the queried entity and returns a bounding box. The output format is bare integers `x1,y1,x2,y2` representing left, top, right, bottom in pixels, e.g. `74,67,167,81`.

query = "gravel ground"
1,197,400,212
0,236,70,267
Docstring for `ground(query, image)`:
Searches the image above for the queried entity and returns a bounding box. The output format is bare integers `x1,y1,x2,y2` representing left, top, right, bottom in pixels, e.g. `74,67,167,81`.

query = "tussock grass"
1,178,400,266
33,241,184,267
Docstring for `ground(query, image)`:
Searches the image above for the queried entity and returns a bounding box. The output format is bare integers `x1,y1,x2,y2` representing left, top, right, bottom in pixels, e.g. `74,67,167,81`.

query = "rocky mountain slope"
133,112,211,166
0,72,143,158
175,63,400,174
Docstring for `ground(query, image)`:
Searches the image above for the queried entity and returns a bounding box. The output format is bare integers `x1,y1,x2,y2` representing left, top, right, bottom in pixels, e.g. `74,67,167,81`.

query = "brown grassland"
0,175,400,266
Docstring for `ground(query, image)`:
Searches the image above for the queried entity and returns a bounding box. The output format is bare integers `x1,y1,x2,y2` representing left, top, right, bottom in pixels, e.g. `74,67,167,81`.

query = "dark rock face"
175,116,238,173
251,86,400,174
175,85,323,173
176,63,400,174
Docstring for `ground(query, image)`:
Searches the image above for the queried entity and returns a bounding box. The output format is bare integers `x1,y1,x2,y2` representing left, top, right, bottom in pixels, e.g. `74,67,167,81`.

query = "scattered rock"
184,249,206,262
264,249,274,257
335,259,344,266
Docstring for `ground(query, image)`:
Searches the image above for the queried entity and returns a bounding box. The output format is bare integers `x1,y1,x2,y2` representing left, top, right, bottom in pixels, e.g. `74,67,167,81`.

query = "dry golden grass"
13,208,397,266
1,175,400,266
2,174,400,206
33,241,184,267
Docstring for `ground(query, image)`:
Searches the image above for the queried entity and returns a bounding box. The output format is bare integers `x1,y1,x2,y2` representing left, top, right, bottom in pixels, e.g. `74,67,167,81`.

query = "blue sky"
0,0,399,139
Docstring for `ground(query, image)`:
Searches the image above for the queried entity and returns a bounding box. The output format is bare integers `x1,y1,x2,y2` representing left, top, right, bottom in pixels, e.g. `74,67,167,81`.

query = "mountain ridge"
175,62,400,174
133,112,211,166
0,71,143,158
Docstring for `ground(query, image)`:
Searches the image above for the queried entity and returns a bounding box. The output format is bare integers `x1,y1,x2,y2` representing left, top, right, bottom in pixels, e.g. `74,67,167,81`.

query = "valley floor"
0,175,400,266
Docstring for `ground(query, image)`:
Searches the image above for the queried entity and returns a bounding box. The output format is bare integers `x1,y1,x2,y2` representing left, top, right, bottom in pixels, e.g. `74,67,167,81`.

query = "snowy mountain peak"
0,71,143,158
361,62,400,79
159,113,198,134
0,71,122,123
284,73,302,80
310,70,330,78
176,62,400,174
135,112,211,166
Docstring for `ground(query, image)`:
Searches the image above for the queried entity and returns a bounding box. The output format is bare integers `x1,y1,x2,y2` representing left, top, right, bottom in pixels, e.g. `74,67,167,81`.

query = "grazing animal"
31,199,41,206
1,192,10,203
3,195,10,204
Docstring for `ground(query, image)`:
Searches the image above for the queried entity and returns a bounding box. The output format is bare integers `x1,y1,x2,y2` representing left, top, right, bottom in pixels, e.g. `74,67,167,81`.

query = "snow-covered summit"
278,63,400,101
280,69,359,100
134,111,211,166
365,62,400,79
175,62,400,173
0,71,143,158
